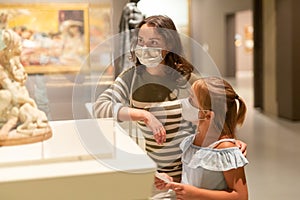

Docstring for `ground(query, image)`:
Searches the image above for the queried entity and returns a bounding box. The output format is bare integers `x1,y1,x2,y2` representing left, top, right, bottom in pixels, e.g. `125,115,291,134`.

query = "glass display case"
0,118,156,199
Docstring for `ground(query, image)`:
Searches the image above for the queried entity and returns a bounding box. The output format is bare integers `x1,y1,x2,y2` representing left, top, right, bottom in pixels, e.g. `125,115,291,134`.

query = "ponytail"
235,95,247,127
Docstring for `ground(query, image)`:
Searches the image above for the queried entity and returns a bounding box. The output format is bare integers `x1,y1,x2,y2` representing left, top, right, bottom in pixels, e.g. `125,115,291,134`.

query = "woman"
93,15,247,183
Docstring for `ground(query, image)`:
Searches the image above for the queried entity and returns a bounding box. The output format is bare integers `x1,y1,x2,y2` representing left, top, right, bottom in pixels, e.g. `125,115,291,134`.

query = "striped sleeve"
93,67,135,119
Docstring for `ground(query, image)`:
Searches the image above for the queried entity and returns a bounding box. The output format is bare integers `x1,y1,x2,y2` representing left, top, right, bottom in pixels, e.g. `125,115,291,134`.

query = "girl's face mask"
135,45,164,67
180,98,199,124
180,97,210,124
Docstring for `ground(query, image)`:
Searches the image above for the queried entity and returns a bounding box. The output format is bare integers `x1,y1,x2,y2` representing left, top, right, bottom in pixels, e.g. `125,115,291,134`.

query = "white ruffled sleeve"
188,147,249,171
180,135,194,152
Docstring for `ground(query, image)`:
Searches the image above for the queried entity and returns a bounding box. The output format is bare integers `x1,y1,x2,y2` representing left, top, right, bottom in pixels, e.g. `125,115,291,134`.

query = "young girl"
155,76,249,200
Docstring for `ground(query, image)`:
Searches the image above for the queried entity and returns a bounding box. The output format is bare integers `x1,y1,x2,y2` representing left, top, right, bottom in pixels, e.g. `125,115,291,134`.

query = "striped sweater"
93,66,197,178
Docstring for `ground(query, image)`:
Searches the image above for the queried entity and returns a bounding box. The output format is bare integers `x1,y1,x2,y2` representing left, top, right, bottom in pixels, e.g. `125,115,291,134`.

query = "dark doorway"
225,13,236,77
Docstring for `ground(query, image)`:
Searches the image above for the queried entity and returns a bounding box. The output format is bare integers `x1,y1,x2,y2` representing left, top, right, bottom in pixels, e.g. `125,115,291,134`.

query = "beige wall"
263,0,277,116
190,0,252,75
275,0,300,120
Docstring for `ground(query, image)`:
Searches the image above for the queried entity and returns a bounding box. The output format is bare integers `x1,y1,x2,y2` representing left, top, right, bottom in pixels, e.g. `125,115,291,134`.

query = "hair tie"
235,94,239,100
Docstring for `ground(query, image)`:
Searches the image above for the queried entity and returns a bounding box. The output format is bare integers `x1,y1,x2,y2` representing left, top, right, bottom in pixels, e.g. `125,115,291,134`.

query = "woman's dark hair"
130,15,194,86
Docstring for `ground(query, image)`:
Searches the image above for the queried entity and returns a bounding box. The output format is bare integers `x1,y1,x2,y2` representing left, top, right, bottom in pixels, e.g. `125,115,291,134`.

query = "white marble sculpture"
0,28,52,145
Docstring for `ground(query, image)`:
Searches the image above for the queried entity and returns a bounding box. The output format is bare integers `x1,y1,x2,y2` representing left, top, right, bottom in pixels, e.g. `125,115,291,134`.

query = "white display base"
0,118,156,200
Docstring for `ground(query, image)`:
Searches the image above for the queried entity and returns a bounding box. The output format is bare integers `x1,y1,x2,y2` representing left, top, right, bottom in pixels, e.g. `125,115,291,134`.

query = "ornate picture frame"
0,3,89,74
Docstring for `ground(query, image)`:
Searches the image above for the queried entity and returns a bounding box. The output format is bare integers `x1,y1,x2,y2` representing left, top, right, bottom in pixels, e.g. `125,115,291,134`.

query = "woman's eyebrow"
138,36,161,41
148,37,161,41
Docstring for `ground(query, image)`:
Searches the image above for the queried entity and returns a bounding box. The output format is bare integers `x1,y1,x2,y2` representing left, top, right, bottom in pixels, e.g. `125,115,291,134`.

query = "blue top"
180,135,249,190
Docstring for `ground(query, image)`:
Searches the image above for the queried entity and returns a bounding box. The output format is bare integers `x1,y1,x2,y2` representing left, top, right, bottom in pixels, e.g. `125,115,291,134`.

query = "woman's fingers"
160,126,166,142
153,126,166,145
145,112,166,144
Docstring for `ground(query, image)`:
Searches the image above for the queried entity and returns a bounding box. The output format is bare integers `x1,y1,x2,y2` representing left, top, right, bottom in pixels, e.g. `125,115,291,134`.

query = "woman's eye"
151,40,159,46
137,38,144,44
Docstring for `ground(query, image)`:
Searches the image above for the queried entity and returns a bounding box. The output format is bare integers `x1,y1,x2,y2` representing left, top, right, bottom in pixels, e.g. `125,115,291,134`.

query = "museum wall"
190,0,252,76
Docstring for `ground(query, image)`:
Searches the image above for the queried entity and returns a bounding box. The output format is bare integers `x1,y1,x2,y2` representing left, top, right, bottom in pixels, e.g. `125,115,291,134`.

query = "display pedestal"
0,127,52,146
0,118,156,200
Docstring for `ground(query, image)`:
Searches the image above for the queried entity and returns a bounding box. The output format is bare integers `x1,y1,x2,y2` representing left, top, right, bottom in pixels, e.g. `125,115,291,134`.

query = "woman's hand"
118,107,166,145
236,140,247,156
144,111,166,145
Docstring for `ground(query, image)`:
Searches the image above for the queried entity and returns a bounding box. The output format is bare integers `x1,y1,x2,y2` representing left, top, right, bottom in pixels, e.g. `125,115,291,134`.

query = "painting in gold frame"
0,3,89,74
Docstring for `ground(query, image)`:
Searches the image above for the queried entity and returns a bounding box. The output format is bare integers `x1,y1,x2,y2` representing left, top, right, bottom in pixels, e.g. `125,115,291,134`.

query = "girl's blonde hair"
192,77,247,138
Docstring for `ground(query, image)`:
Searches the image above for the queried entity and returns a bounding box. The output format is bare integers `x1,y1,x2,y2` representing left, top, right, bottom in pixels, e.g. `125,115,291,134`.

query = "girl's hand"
144,111,166,145
154,173,173,190
236,140,247,156
169,182,200,200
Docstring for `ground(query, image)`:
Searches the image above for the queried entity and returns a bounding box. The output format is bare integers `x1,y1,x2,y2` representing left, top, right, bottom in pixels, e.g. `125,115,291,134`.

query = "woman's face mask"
135,45,164,67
